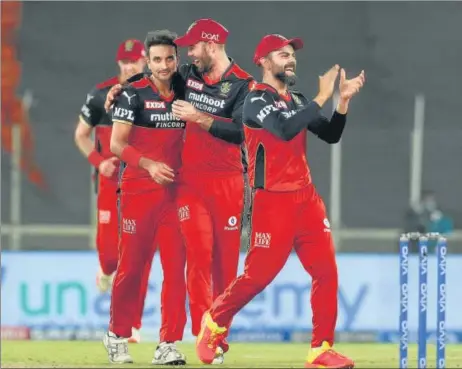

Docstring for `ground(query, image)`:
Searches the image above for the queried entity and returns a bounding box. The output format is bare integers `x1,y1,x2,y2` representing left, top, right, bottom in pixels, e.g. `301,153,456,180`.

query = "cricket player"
172,19,253,358
196,34,365,368
104,19,254,362
74,39,147,342
102,30,187,365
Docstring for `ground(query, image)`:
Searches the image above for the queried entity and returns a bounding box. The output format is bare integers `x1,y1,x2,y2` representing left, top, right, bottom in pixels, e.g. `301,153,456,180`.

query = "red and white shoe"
128,327,141,343
304,341,355,368
196,312,227,364
96,269,113,293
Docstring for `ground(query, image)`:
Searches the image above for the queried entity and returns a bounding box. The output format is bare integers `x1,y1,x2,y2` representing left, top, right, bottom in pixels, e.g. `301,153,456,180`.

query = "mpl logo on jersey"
145,101,166,110
186,79,204,91
113,107,134,121
80,104,91,119
256,104,278,123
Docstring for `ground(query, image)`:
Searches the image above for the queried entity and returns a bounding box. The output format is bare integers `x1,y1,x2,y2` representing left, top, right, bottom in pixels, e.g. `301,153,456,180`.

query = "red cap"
253,34,304,65
175,18,229,47
116,39,146,62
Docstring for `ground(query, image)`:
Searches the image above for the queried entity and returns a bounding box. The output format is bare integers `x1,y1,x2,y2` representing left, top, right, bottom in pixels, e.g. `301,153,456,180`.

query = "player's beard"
274,63,297,86
195,48,213,73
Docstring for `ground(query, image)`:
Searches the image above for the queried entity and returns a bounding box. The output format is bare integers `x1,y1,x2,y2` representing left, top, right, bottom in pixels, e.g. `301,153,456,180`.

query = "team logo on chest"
219,82,232,97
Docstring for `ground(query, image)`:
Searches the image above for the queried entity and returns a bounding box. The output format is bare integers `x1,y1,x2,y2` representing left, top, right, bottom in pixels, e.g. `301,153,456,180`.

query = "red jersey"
178,61,253,177
111,76,185,190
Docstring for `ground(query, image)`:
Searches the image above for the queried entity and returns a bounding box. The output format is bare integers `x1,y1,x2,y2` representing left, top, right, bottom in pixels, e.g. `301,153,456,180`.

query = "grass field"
2,341,462,368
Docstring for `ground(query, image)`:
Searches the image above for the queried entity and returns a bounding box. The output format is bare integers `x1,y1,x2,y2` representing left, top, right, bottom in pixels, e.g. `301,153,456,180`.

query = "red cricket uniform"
109,77,187,341
209,83,348,347
80,77,152,331
80,77,121,275
176,62,253,335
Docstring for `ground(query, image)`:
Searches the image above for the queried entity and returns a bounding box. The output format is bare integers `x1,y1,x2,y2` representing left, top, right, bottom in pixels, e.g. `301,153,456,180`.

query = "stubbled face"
147,45,178,82
187,42,213,73
266,44,297,86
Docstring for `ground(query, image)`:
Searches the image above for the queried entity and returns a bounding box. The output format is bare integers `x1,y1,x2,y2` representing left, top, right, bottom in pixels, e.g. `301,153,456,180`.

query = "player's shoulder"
246,82,278,100
226,62,253,82
129,76,151,91
95,76,119,92
116,82,143,108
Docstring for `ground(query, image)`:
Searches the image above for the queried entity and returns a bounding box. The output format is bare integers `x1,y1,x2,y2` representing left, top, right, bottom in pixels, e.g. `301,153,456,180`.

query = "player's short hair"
145,30,178,56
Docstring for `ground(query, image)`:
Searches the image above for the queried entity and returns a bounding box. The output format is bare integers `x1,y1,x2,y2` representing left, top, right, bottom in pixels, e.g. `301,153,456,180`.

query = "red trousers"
177,173,244,336
110,181,187,341
210,184,338,348
95,177,119,275
96,176,150,331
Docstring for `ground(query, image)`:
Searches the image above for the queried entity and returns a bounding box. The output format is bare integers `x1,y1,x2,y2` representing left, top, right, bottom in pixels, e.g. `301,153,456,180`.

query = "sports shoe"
96,269,113,293
196,312,227,364
102,331,133,364
128,327,140,343
305,341,354,368
152,342,186,365
212,346,224,365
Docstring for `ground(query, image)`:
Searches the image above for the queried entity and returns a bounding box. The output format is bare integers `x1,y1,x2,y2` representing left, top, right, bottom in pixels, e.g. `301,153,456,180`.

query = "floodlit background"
1,0,461,346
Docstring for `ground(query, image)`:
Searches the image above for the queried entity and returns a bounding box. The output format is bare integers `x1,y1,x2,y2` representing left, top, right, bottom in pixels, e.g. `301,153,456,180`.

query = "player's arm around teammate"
171,22,254,358
102,22,252,363
102,31,187,366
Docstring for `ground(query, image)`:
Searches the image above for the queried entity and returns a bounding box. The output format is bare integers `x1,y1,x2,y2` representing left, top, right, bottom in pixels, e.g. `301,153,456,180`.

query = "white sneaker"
103,331,133,364
152,342,186,365
96,269,114,293
212,347,224,365
128,327,140,343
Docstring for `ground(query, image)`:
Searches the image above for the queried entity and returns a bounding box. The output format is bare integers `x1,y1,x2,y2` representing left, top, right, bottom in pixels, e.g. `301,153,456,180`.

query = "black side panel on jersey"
177,64,192,81
172,72,186,100
93,138,103,194
254,143,266,189
127,72,146,84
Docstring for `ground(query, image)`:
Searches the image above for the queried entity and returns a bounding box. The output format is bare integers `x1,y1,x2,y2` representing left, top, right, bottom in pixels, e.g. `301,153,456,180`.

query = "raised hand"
314,65,340,107
339,69,365,101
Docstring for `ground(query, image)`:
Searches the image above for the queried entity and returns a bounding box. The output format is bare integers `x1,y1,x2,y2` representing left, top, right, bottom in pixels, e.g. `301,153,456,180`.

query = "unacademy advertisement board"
1,252,461,342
